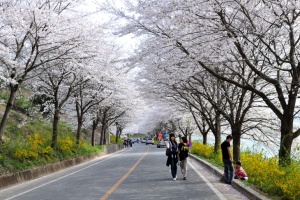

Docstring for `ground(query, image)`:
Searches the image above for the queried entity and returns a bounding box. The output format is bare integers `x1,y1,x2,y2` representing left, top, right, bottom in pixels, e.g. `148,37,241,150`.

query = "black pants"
171,158,177,178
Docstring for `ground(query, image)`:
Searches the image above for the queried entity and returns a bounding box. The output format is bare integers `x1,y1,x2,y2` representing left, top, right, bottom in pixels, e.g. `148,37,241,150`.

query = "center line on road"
100,148,149,200
189,162,227,200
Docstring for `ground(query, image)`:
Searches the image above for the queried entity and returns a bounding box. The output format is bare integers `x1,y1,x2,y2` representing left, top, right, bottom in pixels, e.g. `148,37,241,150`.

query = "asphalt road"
0,143,248,200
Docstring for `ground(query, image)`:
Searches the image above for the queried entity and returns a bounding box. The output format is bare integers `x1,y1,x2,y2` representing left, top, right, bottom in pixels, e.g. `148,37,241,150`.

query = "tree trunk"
100,126,104,145
91,120,97,146
99,110,107,145
232,132,241,162
75,102,82,145
76,117,83,145
0,84,18,142
118,128,123,142
51,109,60,149
213,112,221,153
214,133,221,154
279,120,294,165
279,134,293,166
185,128,188,138
115,127,119,143
103,124,107,145
203,132,208,145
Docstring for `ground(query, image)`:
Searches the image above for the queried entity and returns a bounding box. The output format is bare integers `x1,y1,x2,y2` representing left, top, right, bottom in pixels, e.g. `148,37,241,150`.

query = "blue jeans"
223,159,233,184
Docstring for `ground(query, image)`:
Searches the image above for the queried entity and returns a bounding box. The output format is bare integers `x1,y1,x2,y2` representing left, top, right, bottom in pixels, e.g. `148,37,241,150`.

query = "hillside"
0,101,102,175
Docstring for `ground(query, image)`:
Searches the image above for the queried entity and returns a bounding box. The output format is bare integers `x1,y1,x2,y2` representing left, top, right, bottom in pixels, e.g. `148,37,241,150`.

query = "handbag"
166,148,171,156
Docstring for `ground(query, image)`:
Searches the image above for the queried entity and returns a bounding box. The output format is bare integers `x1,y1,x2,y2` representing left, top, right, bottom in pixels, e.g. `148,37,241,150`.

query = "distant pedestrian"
123,140,128,147
221,135,233,184
167,134,178,181
129,140,133,147
178,137,189,180
234,160,248,181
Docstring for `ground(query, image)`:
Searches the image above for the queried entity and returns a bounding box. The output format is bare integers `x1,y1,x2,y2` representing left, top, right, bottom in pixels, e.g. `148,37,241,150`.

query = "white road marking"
189,161,227,200
1,148,131,200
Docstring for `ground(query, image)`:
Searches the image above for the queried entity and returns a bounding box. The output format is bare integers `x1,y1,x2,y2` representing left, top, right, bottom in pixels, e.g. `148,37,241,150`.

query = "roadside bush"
191,142,222,166
13,133,55,162
0,112,103,174
110,135,123,144
241,152,300,200
192,142,300,200
58,137,74,154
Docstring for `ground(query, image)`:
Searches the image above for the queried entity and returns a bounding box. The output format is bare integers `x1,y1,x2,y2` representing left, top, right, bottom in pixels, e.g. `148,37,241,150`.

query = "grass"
191,142,300,200
0,90,31,111
0,91,9,102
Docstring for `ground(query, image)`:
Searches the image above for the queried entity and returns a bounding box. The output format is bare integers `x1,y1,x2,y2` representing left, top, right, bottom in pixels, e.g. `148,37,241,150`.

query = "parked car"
141,138,147,143
157,139,167,148
146,138,154,145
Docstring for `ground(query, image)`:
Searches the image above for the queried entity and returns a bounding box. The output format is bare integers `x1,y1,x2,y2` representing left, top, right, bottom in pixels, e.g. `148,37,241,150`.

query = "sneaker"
173,178,176,181
183,177,187,180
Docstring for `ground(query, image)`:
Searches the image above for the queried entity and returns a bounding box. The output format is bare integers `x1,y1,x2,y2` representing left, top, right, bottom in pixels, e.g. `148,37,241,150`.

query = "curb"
189,154,271,200
0,144,124,190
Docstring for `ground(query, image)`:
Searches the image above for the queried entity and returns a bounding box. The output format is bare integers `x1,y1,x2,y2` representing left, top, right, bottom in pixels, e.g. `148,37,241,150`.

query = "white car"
146,138,154,145
157,139,167,148
141,138,147,143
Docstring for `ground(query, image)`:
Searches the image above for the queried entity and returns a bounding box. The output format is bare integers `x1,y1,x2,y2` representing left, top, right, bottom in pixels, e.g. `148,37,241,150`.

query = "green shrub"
110,135,123,144
15,96,31,110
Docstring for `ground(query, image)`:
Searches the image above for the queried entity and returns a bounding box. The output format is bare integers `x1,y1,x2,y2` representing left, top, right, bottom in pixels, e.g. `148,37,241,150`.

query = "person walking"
123,140,127,147
221,135,233,184
168,134,178,181
178,137,189,180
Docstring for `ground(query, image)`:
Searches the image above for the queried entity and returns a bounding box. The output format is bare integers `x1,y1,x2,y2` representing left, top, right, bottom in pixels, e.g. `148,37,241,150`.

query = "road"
0,143,248,200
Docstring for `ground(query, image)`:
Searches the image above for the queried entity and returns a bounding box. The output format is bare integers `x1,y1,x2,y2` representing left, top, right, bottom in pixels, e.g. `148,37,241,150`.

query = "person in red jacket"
234,160,248,181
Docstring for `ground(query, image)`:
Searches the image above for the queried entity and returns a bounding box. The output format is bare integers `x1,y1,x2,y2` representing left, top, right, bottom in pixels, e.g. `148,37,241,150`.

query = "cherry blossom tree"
104,0,300,165
29,59,89,149
0,0,84,142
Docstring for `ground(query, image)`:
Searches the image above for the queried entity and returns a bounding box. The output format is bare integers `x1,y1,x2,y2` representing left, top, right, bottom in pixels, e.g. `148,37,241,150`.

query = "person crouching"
234,160,248,181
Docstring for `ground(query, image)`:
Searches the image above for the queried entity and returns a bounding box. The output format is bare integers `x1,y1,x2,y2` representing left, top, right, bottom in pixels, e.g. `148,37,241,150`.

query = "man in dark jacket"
221,135,233,184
